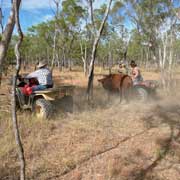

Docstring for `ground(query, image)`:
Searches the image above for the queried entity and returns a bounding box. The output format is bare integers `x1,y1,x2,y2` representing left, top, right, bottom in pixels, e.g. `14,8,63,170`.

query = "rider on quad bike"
130,60,143,85
129,60,158,101
26,60,53,91
15,61,74,119
17,60,53,96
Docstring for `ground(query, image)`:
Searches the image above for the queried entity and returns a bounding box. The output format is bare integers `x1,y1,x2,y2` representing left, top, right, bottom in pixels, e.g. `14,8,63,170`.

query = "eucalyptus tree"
126,0,180,91
22,0,85,71
126,0,173,67
0,0,21,85
51,0,61,70
87,0,113,100
11,1,25,180
0,7,3,33
106,0,126,65
27,22,55,66
170,0,180,20
78,1,95,75
55,0,85,70
127,29,146,64
84,0,125,69
78,1,123,67
79,32,89,75
96,30,126,70
156,5,179,90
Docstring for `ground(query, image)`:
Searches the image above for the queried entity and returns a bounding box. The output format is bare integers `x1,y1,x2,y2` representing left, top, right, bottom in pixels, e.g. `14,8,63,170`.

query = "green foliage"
6,47,15,64
128,0,172,39
5,0,180,69
61,0,85,28
128,29,143,60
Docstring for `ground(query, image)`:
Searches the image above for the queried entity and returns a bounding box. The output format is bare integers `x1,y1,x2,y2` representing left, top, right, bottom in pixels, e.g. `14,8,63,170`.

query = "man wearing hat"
118,61,128,74
26,61,53,91
130,60,143,85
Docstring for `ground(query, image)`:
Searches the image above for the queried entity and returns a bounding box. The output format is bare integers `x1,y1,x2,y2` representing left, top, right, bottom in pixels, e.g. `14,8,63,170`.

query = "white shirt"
26,68,53,85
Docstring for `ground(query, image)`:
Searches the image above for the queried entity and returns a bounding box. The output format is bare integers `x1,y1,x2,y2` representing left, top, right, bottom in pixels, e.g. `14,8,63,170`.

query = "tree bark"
168,30,174,72
67,35,75,71
0,7,3,33
51,0,60,71
88,0,95,29
0,0,21,85
80,42,87,76
11,0,26,180
86,0,112,101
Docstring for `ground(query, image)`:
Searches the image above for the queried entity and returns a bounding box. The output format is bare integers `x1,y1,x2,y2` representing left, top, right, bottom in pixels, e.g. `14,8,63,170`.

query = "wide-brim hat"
130,60,136,66
119,61,126,67
37,61,47,68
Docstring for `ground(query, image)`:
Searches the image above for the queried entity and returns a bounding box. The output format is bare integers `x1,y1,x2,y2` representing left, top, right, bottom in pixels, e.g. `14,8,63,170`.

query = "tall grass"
0,68,180,179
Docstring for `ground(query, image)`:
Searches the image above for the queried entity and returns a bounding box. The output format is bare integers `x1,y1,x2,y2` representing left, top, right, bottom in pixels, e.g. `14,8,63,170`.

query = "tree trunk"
62,47,66,68
162,33,168,69
68,58,72,71
167,28,175,91
88,0,94,28
12,0,26,180
80,42,87,76
67,35,75,71
160,32,168,90
0,0,21,85
51,28,58,71
51,0,60,71
0,7,3,33
86,0,112,101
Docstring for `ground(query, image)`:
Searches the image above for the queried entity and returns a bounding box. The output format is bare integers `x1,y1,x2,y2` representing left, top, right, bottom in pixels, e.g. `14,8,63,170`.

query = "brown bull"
98,73,133,103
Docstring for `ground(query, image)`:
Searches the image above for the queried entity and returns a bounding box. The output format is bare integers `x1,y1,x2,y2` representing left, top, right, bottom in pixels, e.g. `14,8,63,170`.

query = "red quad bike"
133,80,158,102
15,75,75,119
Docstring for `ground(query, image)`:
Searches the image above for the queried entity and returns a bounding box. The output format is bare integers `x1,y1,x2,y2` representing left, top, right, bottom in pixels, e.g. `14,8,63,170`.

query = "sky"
1,0,105,33
1,0,180,34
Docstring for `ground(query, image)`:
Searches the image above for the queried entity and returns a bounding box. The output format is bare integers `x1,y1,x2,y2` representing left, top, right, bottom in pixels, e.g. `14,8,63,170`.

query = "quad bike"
98,73,159,103
132,80,158,102
16,75,75,119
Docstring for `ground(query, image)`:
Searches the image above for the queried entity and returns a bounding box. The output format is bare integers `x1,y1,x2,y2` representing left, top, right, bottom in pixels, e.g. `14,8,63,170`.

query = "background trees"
1,0,180,86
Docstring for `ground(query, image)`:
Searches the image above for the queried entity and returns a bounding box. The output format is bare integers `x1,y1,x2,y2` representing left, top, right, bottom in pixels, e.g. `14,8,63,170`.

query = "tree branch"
11,0,25,180
0,7,4,33
87,0,112,100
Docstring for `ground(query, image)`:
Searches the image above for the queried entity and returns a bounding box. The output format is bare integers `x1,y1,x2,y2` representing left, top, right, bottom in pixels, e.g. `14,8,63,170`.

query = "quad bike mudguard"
33,85,75,101
133,80,158,102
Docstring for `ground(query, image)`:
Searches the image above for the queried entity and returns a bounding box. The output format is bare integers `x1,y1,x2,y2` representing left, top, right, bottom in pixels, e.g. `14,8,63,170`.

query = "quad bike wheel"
33,98,54,119
134,86,148,102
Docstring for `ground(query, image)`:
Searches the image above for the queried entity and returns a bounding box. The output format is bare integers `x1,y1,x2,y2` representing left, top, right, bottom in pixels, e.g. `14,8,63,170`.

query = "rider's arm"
26,70,39,79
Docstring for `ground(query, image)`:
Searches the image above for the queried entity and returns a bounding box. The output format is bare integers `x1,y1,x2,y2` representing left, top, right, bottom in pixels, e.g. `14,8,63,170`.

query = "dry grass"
0,66,180,180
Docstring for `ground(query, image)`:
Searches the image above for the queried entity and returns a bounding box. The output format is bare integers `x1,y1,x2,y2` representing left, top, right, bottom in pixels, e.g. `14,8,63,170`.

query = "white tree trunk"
80,42,87,76
12,0,26,180
87,0,113,100
51,0,60,71
0,0,21,85
162,32,168,69
0,7,3,33
168,30,174,72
